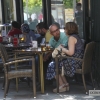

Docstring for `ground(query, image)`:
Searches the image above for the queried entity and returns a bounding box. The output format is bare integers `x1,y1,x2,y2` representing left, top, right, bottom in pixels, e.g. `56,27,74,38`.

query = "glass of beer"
40,43,46,51
46,43,50,50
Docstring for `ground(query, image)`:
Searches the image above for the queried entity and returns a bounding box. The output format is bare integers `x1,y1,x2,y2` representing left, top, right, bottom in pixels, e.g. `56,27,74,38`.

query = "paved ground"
0,75,100,100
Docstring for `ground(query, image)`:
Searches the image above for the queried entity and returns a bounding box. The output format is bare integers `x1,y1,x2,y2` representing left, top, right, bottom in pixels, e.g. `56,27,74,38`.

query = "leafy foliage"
23,0,42,16
63,0,80,8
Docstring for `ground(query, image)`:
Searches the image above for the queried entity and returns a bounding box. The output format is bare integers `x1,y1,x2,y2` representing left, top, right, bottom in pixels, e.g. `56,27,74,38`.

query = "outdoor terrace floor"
0,74,100,100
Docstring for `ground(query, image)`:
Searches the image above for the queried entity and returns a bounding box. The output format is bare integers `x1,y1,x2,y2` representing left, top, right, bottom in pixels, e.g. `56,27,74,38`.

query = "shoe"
53,84,69,93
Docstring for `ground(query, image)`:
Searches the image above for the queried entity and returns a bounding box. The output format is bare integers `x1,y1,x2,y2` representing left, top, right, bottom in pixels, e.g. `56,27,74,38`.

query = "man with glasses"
49,22,68,48
43,22,68,86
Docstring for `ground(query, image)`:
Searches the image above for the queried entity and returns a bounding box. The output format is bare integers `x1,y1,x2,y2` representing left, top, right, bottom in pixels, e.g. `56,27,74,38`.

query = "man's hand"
43,54,49,61
43,52,52,61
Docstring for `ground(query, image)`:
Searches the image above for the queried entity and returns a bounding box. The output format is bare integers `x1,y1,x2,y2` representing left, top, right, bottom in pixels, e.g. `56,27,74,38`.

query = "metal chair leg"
2,75,5,90
55,57,59,93
82,74,88,94
6,79,10,95
4,77,8,99
90,72,95,89
16,78,18,92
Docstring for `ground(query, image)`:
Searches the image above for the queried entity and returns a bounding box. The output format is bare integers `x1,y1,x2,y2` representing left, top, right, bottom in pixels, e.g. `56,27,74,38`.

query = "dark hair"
65,22,78,35
76,3,82,7
38,22,48,29
12,21,21,29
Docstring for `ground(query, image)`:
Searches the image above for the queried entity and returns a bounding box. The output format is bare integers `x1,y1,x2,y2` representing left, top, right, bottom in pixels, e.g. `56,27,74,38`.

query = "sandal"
53,84,69,93
64,83,69,87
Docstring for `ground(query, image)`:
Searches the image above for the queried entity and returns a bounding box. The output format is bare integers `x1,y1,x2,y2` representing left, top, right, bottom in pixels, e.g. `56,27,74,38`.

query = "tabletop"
14,47,54,53
5,45,31,50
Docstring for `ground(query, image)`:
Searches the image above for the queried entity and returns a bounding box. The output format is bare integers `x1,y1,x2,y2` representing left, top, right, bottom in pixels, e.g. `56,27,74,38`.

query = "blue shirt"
25,30,37,44
49,32,68,48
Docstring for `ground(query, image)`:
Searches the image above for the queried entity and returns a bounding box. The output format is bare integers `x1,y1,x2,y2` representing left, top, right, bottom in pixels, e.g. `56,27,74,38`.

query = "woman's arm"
62,36,77,56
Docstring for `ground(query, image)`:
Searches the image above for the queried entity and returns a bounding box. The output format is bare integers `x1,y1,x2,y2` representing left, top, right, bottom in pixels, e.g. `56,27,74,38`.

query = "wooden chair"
0,44,36,99
55,42,96,94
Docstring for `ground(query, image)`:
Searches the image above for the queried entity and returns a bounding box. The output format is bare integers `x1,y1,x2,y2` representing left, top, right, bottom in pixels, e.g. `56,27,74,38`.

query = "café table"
14,47,53,93
5,44,31,54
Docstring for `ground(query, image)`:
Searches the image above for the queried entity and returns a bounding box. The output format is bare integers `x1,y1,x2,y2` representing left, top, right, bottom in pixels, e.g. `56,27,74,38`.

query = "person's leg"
43,56,52,85
59,75,65,86
53,75,69,93
61,75,69,86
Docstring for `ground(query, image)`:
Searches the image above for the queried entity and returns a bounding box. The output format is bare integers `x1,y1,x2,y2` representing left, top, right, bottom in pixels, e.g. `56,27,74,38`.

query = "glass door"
23,0,43,30
0,0,2,24
51,0,83,39
0,0,2,35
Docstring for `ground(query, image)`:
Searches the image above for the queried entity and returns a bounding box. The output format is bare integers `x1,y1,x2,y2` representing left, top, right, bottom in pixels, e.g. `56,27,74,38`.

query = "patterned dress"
46,34,84,80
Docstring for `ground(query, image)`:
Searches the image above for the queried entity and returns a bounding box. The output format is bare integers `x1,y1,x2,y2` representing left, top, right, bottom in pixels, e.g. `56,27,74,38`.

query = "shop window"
51,0,83,38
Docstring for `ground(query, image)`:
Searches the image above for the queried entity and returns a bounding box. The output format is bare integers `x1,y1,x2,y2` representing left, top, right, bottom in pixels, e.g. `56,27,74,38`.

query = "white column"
13,0,17,21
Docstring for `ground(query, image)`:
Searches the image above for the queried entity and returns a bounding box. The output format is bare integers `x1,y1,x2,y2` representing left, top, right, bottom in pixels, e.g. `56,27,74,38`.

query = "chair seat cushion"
8,69,32,79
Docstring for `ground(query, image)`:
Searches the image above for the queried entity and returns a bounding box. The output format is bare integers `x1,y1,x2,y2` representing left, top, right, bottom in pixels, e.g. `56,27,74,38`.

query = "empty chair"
0,44,36,99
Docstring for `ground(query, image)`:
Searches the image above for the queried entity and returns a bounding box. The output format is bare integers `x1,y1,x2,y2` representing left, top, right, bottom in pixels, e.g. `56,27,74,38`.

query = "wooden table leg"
39,53,44,93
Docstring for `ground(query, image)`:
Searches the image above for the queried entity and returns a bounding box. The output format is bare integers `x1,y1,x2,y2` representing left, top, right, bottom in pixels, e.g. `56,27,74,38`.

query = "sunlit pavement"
0,77,100,100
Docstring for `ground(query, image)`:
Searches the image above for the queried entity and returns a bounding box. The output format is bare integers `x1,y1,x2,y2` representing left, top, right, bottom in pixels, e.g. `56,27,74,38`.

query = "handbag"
52,47,66,58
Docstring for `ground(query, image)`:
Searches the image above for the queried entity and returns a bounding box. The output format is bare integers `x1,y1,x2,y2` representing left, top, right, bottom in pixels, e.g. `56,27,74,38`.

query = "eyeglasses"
51,28,59,34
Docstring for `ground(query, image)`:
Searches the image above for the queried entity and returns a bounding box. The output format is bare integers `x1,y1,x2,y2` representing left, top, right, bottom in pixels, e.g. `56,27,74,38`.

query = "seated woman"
46,22,84,93
21,23,37,45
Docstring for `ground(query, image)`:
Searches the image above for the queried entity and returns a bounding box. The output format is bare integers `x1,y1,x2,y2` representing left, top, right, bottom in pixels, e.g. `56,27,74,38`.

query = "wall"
90,0,100,87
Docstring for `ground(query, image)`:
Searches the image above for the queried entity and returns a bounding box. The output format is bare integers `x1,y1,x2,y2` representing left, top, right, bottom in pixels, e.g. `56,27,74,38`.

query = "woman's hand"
57,45,64,50
62,48,67,53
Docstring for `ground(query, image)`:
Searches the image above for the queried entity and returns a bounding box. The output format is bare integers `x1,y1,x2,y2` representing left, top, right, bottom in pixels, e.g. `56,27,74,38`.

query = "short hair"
38,22,48,29
65,22,78,35
76,3,82,7
49,22,60,30
11,21,20,29
52,22,60,29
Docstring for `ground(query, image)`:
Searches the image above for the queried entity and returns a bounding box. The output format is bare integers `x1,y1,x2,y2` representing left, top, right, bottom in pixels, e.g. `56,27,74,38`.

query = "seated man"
38,22,52,43
8,21,22,37
36,23,45,46
43,22,68,84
